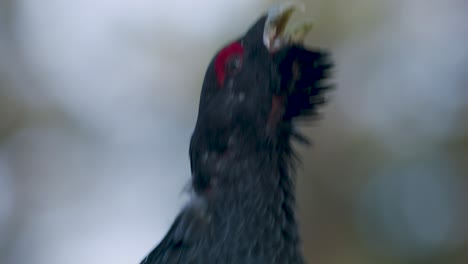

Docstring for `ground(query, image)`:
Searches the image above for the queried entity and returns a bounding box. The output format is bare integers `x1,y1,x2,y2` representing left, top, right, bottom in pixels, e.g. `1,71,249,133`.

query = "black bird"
140,3,333,263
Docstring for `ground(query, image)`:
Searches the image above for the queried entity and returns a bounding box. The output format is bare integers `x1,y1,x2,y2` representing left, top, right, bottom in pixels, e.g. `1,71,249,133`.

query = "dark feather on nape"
275,45,333,119
290,130,311,145
274,45,333,147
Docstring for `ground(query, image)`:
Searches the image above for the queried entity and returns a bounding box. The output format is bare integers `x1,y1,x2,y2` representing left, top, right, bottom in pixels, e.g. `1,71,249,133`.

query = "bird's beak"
263,2,313,52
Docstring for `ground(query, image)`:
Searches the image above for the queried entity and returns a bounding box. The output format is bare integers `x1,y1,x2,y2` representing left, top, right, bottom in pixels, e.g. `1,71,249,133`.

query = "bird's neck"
191,140,303,261
193,137,298,205
207,146,303,259
208,143,294,197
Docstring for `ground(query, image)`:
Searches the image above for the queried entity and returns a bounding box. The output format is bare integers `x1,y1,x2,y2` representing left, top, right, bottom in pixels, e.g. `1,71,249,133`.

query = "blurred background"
0,0,467,263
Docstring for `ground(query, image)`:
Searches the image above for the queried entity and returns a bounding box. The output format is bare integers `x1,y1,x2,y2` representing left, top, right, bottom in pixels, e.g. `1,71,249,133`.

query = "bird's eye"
214,42,244,87
225,55,242,76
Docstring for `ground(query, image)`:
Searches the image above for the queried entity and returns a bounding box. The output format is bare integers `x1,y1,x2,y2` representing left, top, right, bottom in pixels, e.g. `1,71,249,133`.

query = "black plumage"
140,9,332,264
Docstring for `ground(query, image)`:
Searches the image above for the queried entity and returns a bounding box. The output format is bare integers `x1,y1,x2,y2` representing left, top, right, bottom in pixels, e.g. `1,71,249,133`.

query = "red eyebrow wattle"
214,42,244,87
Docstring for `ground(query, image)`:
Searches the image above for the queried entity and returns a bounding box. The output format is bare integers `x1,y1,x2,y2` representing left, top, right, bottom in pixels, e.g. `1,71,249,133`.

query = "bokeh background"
1,0,467,263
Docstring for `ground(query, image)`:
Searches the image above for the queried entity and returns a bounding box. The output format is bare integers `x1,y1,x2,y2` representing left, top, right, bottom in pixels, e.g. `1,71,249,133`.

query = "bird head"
189,2,332,193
